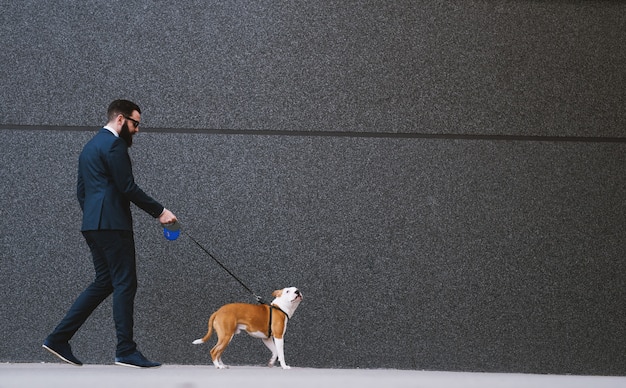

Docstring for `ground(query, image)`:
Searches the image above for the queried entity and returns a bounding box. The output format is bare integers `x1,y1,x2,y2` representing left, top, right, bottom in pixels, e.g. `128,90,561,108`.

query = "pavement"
1,363,626,388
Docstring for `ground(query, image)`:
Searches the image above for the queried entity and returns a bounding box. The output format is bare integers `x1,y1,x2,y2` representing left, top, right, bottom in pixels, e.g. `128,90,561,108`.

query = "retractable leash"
162,221,268,305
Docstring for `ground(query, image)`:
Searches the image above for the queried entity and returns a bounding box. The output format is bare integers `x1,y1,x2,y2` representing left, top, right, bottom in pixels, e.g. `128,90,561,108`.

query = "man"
43,99,177,368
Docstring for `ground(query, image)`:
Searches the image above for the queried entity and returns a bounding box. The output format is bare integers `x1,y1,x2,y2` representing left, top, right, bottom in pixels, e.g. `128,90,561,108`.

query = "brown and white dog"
192,287,303,369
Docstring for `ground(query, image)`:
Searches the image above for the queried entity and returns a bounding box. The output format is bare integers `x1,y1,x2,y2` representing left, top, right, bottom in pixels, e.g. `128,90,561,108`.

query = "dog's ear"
272,289,283,297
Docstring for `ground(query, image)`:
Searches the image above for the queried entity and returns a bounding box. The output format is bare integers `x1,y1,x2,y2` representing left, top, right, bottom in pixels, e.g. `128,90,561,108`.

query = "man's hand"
159,208,177,225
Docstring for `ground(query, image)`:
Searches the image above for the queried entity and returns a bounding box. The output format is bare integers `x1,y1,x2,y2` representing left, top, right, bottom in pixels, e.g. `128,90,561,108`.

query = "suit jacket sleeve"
77,167,85,211
106,138,164,218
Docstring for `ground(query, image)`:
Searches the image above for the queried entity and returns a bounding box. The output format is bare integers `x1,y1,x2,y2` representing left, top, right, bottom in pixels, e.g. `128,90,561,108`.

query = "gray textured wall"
1,1,625,375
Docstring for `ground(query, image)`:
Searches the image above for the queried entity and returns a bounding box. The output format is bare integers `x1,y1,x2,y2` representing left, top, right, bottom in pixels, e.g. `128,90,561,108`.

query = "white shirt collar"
104,125,119,137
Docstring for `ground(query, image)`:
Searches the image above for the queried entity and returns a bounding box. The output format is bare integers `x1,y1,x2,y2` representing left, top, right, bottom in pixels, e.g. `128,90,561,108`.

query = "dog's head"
271,287,303,317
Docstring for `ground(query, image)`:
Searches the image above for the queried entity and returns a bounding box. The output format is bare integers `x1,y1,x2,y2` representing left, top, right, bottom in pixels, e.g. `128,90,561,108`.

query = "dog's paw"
281,365,291,370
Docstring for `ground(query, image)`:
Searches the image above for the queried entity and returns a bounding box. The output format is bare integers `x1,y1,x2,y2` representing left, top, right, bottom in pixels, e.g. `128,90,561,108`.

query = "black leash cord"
182,230,267,304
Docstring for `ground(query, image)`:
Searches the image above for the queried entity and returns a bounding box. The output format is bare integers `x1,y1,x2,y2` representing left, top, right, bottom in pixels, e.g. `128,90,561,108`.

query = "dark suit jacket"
77,128,164,231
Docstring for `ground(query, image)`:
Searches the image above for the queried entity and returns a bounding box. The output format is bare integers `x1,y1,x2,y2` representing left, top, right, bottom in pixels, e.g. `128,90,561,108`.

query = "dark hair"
107,99,141,122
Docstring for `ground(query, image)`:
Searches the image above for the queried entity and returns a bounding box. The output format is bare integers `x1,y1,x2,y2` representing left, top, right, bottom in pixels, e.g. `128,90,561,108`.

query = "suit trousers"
46,230,138,357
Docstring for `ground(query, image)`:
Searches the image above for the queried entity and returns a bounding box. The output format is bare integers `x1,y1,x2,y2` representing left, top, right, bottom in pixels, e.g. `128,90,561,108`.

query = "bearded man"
43,99,177,368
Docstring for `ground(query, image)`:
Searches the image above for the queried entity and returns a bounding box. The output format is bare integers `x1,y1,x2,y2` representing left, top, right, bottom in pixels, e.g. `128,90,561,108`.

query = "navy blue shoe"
115,350,161,368
42,340,83,366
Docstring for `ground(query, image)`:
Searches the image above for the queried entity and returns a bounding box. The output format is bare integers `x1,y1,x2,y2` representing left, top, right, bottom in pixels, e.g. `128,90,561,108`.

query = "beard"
120,122,134,147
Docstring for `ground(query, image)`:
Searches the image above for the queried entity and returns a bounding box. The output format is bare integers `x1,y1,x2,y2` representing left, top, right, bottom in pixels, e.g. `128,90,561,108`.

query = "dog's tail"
192,312,216,345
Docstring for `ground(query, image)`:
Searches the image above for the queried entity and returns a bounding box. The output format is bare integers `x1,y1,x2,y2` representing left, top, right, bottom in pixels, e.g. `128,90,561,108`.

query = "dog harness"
268,304,289,338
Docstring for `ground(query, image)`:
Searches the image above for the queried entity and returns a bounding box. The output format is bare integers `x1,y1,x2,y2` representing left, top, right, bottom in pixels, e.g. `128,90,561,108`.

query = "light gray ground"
1,364,625,388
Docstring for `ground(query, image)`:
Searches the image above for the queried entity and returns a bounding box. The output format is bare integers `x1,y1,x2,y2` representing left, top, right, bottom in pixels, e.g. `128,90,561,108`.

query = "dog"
192,287,303,369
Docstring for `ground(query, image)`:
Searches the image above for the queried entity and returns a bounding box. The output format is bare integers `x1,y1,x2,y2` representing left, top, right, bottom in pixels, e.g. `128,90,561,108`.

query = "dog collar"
271,304,290,319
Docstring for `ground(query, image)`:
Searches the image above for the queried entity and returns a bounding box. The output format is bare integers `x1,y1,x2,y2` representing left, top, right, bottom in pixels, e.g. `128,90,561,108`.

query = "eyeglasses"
124,116,140,128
